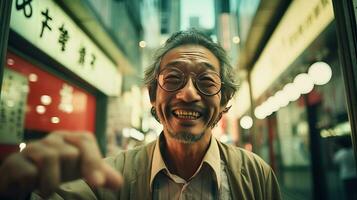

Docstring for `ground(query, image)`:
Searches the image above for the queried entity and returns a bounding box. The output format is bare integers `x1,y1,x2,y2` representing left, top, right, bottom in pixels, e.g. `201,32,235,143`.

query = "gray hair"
144,29,239,106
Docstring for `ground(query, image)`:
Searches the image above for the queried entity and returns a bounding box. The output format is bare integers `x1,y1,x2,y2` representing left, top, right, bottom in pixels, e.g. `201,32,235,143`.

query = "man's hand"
0,131,123,199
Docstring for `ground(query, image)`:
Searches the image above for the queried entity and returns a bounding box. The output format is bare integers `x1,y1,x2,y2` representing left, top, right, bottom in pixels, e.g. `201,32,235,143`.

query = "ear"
148,85,156,104
222,105,232,114
220,100,231,114
212,104,231,128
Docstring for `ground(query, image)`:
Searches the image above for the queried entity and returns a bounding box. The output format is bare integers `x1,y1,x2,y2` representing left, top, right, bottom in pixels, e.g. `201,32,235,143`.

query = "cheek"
213,94,222,111
155,89,170,105
214,97,224,117
207,96,222,118
155,90,171,117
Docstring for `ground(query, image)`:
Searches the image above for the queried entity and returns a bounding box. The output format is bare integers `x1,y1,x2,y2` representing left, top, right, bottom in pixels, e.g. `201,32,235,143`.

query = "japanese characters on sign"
0,69,28,144
10,0,122,96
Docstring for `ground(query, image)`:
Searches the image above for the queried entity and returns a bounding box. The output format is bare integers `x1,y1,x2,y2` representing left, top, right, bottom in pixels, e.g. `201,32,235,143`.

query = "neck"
162,131,212,180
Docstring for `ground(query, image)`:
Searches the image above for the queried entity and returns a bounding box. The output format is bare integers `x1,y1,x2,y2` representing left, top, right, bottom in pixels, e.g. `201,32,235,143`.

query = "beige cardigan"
50,139,281,200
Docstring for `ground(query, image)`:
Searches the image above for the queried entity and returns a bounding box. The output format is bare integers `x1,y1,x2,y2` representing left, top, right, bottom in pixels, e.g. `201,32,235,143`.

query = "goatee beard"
168,130,206,144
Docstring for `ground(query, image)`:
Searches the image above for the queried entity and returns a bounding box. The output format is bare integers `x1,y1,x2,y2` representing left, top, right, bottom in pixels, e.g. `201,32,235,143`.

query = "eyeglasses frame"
156,67,224,96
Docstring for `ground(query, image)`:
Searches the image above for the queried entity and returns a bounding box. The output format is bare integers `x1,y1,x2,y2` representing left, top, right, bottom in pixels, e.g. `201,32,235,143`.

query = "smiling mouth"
172,109,202,120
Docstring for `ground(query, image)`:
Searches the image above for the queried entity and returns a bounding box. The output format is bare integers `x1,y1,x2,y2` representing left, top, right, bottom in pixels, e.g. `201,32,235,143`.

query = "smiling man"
0,29,281,199
143,29,281,200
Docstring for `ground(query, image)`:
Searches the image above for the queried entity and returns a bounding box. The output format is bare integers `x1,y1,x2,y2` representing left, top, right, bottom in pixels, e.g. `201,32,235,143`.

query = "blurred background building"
0,0,356,199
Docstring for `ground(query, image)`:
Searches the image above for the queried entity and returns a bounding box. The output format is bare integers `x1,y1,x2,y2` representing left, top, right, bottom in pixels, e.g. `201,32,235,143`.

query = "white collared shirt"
150,134,232,200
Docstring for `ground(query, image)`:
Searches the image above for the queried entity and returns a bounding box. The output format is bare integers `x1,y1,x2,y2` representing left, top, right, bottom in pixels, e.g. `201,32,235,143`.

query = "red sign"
5,52,96,133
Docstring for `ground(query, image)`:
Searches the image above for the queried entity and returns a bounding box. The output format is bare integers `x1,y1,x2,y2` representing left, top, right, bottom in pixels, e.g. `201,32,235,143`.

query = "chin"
168,130,206,144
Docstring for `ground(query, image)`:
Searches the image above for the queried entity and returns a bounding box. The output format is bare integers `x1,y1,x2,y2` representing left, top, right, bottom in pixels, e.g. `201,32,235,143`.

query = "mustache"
170,101,205,111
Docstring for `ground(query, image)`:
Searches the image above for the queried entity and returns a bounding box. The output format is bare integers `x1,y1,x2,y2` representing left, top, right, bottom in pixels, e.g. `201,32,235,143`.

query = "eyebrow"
164,61,217,71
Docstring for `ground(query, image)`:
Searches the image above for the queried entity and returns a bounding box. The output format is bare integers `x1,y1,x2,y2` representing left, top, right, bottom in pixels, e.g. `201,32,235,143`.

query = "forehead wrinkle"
161,45,220,71
163,60,217,72
163,61,185,68
199,62,216,71
177,50,219,71
178,51,210,60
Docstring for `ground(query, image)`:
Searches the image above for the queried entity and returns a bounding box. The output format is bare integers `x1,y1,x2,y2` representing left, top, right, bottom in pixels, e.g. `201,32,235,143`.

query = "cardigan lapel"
128,141,156,200
216,139,243,200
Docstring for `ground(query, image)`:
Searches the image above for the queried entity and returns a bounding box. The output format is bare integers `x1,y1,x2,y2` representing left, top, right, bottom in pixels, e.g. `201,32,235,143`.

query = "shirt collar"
150,134,167,189
150,133,222,189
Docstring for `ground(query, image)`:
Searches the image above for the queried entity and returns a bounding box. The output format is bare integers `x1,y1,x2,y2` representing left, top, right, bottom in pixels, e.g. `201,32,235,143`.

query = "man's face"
152,44,225,143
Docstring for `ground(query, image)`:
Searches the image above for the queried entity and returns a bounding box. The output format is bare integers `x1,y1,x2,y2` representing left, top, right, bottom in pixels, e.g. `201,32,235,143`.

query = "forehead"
160,44,220,72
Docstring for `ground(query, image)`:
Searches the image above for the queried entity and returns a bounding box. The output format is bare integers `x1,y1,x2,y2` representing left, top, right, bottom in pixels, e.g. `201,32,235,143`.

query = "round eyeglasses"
157,67,223,96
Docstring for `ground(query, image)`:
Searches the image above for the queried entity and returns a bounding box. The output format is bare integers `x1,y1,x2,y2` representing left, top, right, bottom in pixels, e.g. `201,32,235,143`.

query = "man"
0,29,281,199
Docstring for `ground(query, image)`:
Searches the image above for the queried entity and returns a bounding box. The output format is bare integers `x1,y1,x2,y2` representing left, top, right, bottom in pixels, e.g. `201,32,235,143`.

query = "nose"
176,77,201,102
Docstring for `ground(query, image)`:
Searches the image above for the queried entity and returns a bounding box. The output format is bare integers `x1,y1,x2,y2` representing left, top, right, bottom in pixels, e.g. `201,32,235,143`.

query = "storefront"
236,0,356,199
0,0,122,157
263,24,348,199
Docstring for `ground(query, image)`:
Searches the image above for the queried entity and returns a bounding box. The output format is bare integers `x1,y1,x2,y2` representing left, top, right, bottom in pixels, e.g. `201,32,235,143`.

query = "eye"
200,76,215,82
198,74,219,84
164,74,181,82
161,70,183,87
165,74,180,79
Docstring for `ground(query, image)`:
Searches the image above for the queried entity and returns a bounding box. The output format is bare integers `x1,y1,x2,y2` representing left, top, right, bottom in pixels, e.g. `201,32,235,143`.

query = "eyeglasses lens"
158,68,222,95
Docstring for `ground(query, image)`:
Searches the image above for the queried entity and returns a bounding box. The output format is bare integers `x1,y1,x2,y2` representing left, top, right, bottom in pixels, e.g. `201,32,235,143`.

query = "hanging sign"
10,0,122,96
250,0,334,100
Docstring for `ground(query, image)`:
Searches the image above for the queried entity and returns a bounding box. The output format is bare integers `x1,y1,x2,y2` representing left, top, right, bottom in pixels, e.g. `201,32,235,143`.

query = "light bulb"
308,61,332,85
294,73,314,94
240,115,253,129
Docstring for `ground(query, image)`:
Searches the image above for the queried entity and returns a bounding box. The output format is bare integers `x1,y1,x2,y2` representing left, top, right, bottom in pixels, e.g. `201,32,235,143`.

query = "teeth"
174,110,201,119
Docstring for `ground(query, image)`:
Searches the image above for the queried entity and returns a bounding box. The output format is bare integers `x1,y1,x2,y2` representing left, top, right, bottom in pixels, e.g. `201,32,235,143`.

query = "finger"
38,148,60,198
41,133,80,182
23,143,60,198
63,133,105,187
101,163,123,190
59,145,81,182
59,131,122,189
0,153,38,198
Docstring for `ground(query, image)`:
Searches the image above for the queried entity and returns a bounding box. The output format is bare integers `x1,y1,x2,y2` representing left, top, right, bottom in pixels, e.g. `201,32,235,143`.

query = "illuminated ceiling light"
266,96,279,113
254,106,266,119
19,143,26,152
28,73,38,82
160,38,166,45
320,129,328,138
122,128,130,137
219,134,229,143
293,73,314,94
261,101,273,117
130,130,145,141
275,90,289,108
51,116,60,124
121,128,144,141
308,61,332,85
240,115,253,129
144,132,158,143
283,83,300,101
210,35,218,43
139,40,146,48
36,105,46,114
40,95,52,105
232,36,240,44
7,58,14,66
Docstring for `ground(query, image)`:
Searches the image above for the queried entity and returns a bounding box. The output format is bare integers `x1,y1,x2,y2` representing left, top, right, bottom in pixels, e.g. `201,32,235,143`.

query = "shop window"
1,52,96,142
